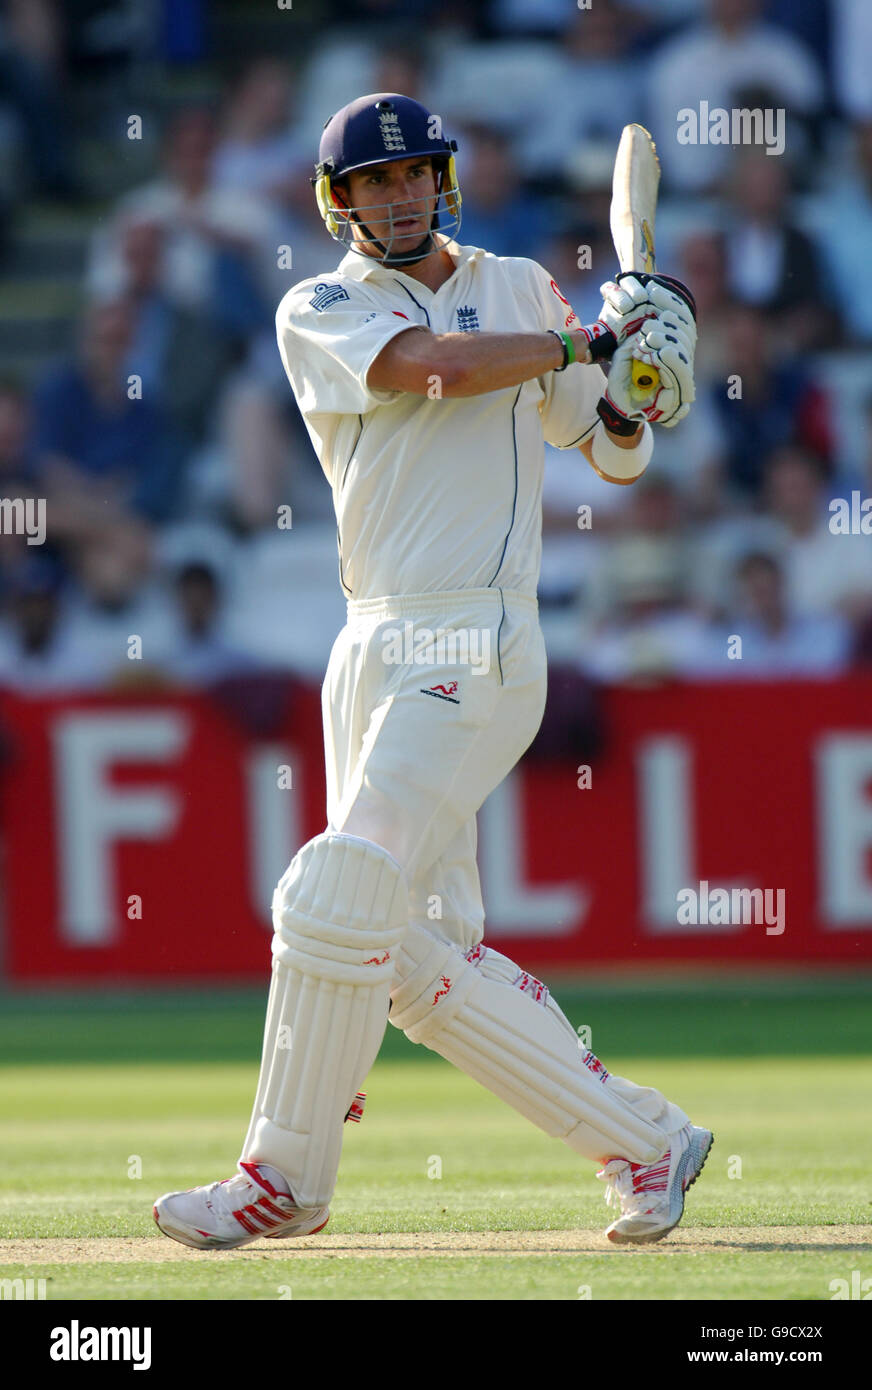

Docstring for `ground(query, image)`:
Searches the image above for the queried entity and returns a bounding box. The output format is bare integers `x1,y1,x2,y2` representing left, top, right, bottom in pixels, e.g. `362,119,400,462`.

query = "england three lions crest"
456,305,480,332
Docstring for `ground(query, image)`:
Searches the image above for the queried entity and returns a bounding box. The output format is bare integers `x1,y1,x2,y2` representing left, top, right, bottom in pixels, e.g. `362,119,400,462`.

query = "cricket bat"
609,123,661,398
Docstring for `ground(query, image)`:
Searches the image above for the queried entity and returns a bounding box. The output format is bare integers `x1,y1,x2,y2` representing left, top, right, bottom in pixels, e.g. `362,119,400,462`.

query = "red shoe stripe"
244,1203,277,1229
233,1209,260,1234
258,1197,291,1222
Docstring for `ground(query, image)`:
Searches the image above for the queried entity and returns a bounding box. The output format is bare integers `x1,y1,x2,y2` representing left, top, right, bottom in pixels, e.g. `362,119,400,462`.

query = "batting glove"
597,274,659,345
635,274,698,355
565,274,697,369
599,272,698,353
633,317,696,427
598,322,695,430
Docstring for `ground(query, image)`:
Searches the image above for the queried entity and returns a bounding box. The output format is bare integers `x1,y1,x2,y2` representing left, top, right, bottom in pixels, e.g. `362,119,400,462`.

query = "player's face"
343,157,440,255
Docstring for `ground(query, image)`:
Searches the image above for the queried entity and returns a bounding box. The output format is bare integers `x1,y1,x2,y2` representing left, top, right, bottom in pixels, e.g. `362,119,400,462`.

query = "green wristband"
549,329,577,371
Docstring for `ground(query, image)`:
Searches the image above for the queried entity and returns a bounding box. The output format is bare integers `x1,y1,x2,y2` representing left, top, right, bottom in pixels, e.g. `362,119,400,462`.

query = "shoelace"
596,1160,635,1210
597,1152,672,1210
203,1171,296,1232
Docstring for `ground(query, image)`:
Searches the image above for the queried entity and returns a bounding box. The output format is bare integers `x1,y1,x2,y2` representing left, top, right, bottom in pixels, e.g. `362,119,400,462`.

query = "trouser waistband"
346,587,538,623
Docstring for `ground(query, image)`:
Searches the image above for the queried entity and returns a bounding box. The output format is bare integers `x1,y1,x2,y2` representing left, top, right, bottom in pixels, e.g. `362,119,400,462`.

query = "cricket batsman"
154,94,711,1249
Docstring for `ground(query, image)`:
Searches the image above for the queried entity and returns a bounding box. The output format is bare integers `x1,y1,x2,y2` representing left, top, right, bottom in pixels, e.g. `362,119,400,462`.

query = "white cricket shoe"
153,1161,329,1250
597,1123,713,1245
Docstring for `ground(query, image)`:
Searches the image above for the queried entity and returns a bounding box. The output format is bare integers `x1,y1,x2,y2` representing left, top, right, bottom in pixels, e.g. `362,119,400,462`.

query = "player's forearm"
371,328,576,397
418,330,566,395
368,328,641,443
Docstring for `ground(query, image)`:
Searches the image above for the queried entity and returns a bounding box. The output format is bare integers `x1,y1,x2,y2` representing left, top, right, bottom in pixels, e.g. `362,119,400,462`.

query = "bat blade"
609,124,661,394
610,123,660,275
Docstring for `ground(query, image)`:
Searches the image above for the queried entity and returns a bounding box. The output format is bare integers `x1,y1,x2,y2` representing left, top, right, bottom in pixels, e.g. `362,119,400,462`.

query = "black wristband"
585,326,618,362
596,395,641,436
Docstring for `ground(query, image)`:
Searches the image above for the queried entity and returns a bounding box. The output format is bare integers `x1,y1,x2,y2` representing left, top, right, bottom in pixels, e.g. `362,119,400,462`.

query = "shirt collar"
337,239,485,285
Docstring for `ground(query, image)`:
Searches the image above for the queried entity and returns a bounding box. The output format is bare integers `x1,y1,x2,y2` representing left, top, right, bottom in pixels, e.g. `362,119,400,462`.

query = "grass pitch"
1,978,870,1300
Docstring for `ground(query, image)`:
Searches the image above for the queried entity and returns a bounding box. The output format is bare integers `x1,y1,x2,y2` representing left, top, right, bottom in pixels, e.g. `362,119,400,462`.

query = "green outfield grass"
1,979,870,1300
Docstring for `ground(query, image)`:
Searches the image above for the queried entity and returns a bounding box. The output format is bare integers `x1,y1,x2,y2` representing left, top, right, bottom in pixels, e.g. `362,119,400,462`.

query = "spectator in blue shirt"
709,304,832,499
30,296,185,534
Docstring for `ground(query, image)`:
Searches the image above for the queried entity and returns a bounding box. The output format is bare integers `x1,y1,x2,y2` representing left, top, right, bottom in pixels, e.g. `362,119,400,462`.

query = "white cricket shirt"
276,238,606,600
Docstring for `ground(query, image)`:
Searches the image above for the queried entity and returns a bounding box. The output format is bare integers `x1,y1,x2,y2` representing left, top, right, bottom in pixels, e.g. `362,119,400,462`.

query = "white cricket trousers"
323,587,545,944
322,585,689,1157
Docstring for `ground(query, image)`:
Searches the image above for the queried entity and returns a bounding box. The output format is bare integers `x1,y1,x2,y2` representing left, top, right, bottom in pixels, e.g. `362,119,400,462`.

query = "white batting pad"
241,832,407,1208
390,925,688,1164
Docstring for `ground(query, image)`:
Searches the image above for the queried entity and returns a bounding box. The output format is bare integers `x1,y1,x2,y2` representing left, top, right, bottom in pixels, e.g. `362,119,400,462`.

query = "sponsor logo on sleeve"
309,282,351,312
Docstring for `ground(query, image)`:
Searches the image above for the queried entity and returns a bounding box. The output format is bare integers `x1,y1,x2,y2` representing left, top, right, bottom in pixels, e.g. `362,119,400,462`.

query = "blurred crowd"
1,0,872,694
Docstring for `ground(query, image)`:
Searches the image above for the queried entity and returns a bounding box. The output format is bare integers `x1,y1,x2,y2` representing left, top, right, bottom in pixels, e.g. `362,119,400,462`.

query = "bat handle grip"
631,357,659,398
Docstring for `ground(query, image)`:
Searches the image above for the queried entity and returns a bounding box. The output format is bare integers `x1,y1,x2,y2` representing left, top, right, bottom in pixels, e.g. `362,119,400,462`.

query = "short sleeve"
523,260,607,449
276,277,421,416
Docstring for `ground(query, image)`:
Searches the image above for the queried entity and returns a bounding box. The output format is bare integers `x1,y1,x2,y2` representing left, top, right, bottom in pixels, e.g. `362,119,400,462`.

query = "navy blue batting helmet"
313,93,461,266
